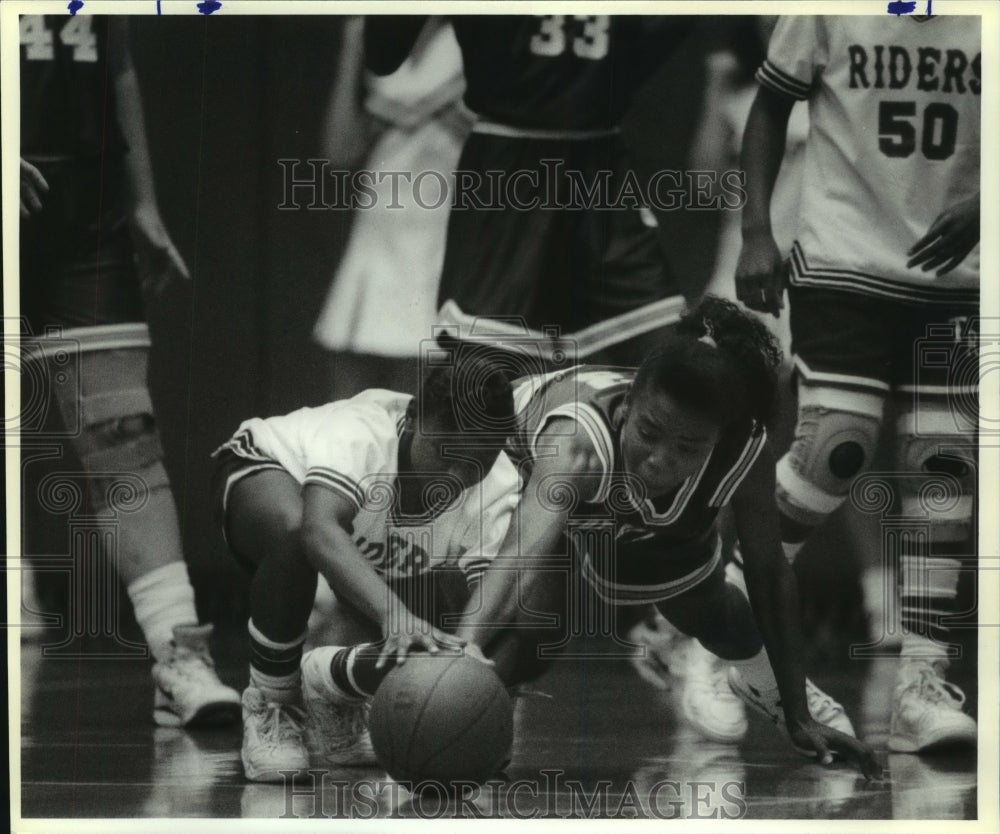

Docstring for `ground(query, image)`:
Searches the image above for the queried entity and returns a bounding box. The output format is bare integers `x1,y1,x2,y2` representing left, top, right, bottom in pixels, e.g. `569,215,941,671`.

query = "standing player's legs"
579,140,683,366
773,288,891,566
215,462,317,780
437,132,682,367
437,132,567,332
19,159,238,728
887,312,978,753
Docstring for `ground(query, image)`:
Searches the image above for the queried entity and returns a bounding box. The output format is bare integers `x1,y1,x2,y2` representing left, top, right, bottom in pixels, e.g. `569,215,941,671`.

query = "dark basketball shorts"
577,529,723,607
787,284,980,398
437,131,676,341
20,158,144,330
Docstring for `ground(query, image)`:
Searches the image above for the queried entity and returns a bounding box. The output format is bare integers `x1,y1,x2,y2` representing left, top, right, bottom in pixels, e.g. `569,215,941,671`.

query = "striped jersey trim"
792,355,891,394
437,296,686,361
212,428,274,462
756,60,811,100
708,429,768,507
471,119,620,140
629,453,712,525
896,382,980,395
533,403,615,502
581,537,722,605
790,243,979,306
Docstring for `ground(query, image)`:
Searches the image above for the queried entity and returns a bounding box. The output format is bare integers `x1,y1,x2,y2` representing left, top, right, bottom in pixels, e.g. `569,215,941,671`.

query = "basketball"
369,652,514,786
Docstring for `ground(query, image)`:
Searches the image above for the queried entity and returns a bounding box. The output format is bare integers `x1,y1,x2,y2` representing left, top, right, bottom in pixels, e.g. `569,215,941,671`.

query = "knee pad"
894,394,976,542
776,384,885,527
29,324,171,511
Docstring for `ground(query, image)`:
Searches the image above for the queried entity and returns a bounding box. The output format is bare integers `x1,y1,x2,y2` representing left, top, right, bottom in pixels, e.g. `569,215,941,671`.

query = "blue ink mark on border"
157,0,162,14
197,0,221,13
887,0,917,14
67,0,83,15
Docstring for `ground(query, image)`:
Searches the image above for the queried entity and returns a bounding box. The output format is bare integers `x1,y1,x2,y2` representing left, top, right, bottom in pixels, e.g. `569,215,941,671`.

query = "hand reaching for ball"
376,614,465,668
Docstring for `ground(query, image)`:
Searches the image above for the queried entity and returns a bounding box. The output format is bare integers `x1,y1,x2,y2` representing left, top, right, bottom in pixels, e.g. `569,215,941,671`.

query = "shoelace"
912,665,966,708
315,702,366,749
263,703,306,747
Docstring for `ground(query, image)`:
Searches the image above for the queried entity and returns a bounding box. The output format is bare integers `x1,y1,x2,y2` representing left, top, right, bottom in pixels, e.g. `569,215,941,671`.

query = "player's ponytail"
634,295,783,432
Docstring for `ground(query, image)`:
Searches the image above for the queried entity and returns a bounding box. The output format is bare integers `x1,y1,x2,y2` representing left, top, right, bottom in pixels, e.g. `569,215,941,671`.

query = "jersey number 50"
530,15,610,60
878,101,958,160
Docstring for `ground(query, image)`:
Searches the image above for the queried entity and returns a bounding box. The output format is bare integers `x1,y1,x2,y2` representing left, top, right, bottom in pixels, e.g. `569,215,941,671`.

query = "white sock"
900,635,951,671
127,561,198,662
900,555,960,668
303,644,359,701
733,647,778,692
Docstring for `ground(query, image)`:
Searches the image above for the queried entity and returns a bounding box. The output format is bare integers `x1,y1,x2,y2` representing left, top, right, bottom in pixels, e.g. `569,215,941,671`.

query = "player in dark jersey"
364,15,698,364
19,15,238,728
297,297,881,778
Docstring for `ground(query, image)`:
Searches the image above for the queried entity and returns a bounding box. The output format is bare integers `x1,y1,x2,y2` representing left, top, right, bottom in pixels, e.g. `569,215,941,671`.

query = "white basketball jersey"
759,16,980,304
218,389,519,580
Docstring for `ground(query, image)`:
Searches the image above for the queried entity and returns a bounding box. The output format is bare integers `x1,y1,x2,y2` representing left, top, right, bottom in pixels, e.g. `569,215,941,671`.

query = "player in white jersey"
736,15,980,754
212,351,518,781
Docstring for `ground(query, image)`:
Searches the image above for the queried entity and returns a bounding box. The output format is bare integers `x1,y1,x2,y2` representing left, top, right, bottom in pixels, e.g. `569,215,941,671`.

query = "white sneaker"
300,647,377,767
888,660,977,753
805,678,856,737
241,686,310,782
152,624,241,728
681,646,748,743
727,668,856,756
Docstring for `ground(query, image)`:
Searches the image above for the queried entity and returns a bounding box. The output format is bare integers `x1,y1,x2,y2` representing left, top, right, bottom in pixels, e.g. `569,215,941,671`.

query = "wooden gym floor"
15,626,979,823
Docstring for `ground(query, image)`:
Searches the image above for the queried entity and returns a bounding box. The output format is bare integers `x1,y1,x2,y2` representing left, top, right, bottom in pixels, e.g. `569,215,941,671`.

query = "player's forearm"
300,522,402,629
739,87,795,236
114,65,160,212
455,556,521,646
456,498,569,646
323,17,376,167
743,557,811,723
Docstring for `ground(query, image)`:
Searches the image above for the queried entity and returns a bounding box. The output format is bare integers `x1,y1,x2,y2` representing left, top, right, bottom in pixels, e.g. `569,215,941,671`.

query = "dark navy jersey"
509,366,767,562
20,15,127,159
449,16,690,130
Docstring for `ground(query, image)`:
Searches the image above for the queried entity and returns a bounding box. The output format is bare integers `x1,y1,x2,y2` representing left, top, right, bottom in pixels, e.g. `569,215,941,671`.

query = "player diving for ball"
303,297,881,779
212,351,520,782
735,14,980,754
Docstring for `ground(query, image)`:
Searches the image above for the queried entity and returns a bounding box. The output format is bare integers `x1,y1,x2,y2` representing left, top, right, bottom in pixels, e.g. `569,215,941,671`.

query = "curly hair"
633,295,784,430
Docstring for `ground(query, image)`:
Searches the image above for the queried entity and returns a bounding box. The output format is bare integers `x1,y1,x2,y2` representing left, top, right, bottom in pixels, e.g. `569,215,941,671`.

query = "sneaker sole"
242,755,310,783
681,693,748,743
313,750,381,768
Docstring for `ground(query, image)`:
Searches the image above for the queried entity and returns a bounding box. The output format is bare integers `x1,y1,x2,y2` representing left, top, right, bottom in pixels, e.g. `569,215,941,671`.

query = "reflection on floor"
17,630,979,822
